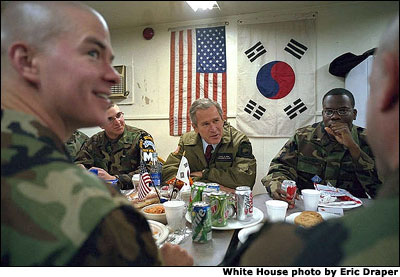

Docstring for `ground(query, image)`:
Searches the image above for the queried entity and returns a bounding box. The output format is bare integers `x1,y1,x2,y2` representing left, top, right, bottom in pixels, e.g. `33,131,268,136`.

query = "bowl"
141,203,167,224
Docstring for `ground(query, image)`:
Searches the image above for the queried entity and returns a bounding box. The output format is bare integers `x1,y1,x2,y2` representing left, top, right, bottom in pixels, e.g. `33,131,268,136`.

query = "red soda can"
281,180,297,208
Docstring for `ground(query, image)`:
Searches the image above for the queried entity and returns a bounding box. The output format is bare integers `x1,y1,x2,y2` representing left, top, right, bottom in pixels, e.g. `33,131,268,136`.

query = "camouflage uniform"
75,125,156,190
64,130,89,161
1,109,161,266
263,122,382,198
222,168,399,266
162,122,256,189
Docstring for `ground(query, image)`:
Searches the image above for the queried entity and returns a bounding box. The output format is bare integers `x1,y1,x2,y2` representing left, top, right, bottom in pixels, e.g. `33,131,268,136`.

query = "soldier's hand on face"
160,243,194,266
324,122,355,148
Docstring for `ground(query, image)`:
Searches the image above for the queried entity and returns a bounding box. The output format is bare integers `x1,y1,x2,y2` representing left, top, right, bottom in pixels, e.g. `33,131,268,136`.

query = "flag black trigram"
244,41,267,62
284,39,308,60
284,98,307,120
244,99,266,120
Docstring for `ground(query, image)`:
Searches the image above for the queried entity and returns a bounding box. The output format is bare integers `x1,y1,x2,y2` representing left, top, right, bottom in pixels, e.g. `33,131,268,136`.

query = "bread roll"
294,211,324,228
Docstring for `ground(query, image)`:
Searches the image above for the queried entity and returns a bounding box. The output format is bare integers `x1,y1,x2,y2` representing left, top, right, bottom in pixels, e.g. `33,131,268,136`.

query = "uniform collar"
201,138,218,153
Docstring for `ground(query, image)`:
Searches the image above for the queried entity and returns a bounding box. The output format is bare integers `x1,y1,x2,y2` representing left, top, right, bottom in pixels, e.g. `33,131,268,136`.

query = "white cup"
163,200,186,232
265,200,288,222
302,189,321,211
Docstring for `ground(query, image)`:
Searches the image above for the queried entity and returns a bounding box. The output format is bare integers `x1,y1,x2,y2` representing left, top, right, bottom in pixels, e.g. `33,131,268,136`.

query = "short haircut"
322,88,355,107
189,98,223,126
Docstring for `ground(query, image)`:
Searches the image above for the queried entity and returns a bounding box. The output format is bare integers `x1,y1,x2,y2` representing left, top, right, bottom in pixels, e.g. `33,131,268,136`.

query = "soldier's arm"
161,139,184,183
68,205,162,266
74,139,95,168
262,136,299,194
118,132,156,190
203,140,257,189
350,137,382,198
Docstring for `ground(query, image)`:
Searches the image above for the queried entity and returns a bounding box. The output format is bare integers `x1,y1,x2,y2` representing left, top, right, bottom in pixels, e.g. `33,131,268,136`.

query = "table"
179,193,372,266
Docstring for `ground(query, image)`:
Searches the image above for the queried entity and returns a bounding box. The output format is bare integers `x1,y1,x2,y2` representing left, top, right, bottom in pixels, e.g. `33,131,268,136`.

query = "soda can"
226,193,236,219
191,202,212,243
210,191,228,227
206,183,220,191
201,187,218,204
188,182,207,212
235,186,253,221
281,180,297,208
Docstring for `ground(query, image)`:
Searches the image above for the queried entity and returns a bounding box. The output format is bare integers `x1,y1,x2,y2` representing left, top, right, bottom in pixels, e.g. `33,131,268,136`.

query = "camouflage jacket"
65,130,89,161
222,168,399,266
1,109,161,266
162,122,257,189
75,125,156,190
262,122,382,198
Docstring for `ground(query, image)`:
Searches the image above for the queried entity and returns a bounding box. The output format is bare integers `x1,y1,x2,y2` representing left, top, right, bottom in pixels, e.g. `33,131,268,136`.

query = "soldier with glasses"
262,88,382,206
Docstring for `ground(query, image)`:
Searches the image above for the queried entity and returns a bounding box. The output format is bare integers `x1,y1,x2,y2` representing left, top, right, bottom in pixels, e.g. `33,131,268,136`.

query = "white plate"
285,211,341,224
147,220,169,245
238,223,264,244
185,207,264,230
318,196,363,209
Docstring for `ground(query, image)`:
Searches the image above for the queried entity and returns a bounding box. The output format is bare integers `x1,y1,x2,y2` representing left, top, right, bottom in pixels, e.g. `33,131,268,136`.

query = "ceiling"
83,1,354,29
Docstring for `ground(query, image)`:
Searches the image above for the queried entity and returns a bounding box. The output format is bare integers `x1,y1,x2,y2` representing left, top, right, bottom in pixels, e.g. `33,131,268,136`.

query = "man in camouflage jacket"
1,1,192,266
222,15,398,266
75,104,156,190
263,88,382,201
65,130,89,161
162,98,256,190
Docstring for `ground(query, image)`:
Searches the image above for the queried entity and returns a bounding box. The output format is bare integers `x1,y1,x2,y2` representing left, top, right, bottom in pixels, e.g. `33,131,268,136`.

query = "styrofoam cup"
265,200,288,222
163,200,186,231
302,189,321,211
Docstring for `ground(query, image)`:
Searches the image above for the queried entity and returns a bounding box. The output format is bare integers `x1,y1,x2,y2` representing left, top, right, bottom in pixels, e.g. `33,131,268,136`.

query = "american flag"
138,162,152,200
170,26,227,136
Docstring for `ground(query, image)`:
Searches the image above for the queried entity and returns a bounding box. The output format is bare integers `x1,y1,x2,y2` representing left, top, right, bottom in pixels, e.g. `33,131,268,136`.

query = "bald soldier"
162,98,257,191
1,1,192,266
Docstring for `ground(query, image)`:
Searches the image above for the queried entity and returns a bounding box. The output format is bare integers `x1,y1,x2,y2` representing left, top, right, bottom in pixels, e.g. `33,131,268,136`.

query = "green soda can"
188,182,207,212
210,191,228,227
191,202,212,243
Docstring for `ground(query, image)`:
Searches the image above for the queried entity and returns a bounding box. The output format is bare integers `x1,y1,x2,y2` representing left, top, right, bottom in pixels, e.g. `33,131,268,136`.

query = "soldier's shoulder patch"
237,141,254,158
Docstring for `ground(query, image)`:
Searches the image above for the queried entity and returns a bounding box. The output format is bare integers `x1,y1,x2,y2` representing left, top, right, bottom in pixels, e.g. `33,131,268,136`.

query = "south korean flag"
236,15,317,137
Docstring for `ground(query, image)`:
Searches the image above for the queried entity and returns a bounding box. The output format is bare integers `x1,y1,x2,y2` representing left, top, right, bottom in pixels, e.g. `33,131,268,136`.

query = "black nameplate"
216,153,233,162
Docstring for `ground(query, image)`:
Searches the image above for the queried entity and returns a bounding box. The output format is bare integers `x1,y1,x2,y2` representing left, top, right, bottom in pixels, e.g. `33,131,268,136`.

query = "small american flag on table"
138,161,152,200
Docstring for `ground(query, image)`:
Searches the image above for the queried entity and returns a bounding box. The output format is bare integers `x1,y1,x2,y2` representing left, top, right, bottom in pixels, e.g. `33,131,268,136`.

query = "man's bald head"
1,2,107,69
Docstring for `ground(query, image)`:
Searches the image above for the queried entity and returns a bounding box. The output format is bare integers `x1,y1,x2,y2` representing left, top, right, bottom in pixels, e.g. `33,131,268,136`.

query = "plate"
285,211,341,224
238,223,264,244
147,220,169,245
318,196,363,209
185,207,264,230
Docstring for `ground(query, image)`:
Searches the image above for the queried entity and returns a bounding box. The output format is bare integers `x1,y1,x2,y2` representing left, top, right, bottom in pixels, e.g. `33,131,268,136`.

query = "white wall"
81,1,398,195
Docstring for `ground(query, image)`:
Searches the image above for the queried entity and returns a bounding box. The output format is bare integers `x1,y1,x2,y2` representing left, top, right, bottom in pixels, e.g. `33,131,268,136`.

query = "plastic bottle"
150,152,162,190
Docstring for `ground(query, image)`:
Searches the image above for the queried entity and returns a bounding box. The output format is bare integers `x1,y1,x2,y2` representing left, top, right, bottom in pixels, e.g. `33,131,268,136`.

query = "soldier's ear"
380,53,399,112
9,42,41,85
192,123,199,133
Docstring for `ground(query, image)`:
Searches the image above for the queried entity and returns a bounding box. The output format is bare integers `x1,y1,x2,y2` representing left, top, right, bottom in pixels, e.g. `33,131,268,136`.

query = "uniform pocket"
297,156,324,175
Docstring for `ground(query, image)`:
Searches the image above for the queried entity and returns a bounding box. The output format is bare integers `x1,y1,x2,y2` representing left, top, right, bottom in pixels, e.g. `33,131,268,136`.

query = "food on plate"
149,225,160,238
294,211,324,228
127,189,160,209
143,205,165,214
